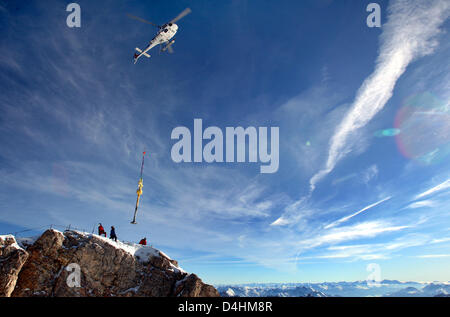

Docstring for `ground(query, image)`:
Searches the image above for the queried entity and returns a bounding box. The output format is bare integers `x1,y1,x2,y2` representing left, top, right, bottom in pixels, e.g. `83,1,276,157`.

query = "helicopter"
127,8,192,64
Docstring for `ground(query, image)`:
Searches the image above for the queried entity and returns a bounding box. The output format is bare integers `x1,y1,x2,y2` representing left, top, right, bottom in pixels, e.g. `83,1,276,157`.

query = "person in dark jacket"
110,226,117,242
139,237,147,245
98,223,107,237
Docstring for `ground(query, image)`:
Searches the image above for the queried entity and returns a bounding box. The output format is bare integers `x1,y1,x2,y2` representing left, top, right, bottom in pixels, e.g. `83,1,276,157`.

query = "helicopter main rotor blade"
169,8,192,24
127,13,160,28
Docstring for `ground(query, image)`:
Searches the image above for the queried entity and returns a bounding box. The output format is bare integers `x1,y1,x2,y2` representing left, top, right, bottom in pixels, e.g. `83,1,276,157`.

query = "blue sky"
0,0,449,285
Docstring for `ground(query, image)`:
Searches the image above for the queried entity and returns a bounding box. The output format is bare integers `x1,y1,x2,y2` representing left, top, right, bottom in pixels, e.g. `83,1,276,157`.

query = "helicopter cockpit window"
164,29,168,33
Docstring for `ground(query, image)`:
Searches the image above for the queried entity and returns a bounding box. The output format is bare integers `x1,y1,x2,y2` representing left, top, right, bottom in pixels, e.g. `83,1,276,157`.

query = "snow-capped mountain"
385,283,450,297
217,280,450,297
217,285,326,297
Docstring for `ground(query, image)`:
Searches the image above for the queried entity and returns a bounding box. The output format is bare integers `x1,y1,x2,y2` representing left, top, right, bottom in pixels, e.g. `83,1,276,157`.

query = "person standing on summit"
110,226,117,242
98,223,107,237
139,237,147,245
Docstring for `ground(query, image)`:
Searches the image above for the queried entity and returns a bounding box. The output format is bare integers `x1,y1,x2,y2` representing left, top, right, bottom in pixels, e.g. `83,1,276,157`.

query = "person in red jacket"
98,223,107,237
139,237,147,245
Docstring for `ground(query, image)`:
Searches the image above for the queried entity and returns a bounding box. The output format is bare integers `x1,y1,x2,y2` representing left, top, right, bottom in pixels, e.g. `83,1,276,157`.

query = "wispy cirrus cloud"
416,254,450,258
406,200,436,209
297,234,430,262
309,0,450,192
362,165,378,185
300,220,409,249
324,196,391,229
414,179,450,200
430,237,450,244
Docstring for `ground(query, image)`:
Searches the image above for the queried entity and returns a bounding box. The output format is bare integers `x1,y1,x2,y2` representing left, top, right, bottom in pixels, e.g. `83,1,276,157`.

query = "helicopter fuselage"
152,23,178,44
143,23,178,53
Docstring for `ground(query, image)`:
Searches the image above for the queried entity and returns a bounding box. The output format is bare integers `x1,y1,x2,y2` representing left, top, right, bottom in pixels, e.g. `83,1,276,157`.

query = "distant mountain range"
216,280,450,297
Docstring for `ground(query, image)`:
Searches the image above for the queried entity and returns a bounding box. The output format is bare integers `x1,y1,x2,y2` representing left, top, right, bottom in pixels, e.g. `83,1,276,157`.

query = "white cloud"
271,217,290,226
416,254,450,258
332,173,357,186
270,197,312,226
430,237,450,244
414,179,450,200
309,0,450,192
362,165,379,184
406,200,435,209
324,196,391,229
301,220,409,248
296,234,428,262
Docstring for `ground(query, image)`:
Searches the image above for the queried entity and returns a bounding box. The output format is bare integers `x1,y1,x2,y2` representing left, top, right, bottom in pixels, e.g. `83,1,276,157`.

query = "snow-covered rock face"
0,230,219,297
0,235,29,297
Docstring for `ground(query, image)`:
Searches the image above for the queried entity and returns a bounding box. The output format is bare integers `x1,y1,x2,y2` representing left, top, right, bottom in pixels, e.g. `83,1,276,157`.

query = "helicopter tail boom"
134,48,151,64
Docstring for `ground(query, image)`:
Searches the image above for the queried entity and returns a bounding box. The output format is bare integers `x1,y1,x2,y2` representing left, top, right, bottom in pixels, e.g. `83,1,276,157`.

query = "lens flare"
395,92,450,165
374,128,401,137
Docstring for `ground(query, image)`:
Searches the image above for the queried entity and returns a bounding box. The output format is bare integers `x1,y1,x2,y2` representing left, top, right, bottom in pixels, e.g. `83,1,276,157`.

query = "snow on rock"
0,235,24,251
16,236,39,249
66,230,186,272
226,288,236,297
0,235,29,296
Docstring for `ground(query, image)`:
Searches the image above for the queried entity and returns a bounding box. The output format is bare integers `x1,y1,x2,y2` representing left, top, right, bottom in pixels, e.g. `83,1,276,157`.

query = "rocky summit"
0,229,219,297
